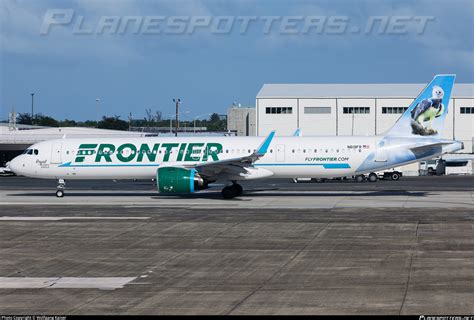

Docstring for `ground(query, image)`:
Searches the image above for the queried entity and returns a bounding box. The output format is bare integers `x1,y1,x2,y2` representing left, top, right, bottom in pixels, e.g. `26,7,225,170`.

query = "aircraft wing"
186,131,275,179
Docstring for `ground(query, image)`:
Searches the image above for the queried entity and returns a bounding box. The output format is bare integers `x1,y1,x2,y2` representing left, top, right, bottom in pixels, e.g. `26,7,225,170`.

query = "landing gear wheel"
368,172,378,182
391,172,400,181
232,183,243,197
354,175,365,183
221,186,236,199
56,179,66,198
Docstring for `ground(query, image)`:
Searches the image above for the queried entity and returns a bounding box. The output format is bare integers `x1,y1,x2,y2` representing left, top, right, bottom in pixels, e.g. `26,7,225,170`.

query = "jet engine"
156,167,206,193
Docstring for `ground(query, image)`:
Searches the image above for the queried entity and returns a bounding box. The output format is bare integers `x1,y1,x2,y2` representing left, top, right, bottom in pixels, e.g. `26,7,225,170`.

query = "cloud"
1,0,472,76
1,0,143,61
0,0,229,62
248,0,473,76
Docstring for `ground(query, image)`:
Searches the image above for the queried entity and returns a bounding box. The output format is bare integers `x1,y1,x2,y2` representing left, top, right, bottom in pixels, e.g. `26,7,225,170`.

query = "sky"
1,0,473,122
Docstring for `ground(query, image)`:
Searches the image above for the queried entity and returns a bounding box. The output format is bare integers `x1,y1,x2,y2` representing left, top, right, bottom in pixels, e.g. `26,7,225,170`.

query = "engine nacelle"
156,167,206,193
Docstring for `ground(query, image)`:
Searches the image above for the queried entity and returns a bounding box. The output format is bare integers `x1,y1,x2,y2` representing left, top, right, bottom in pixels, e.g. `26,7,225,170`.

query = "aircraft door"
276,144,285,162
374,140,387,162
51,142,63,164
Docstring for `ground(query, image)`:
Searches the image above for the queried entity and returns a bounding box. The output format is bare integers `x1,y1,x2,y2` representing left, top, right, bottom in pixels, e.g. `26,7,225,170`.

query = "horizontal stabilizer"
409,142,451,158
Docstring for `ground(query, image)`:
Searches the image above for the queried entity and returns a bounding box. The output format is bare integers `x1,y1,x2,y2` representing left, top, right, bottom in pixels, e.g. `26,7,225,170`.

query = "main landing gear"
56,179,65,197
368,172,378,182
355,173,378,183
221,183,243,199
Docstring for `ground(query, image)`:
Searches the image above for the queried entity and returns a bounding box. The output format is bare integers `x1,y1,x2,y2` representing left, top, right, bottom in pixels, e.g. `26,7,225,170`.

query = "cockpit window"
22,149,38,155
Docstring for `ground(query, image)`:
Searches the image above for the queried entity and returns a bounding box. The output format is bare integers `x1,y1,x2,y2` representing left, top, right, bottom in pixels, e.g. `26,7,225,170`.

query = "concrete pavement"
1,204,473,314
1,176,473,314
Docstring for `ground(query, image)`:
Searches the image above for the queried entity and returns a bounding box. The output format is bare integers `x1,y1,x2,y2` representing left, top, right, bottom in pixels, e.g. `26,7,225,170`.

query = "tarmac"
0,176,473,314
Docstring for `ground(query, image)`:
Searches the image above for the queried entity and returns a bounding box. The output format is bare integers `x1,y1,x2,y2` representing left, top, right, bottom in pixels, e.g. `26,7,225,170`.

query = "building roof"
0,123,50,129
0,126,145,146
257,83,474,99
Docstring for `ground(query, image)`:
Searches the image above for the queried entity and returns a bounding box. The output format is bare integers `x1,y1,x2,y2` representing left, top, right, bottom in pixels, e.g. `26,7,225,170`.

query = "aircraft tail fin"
385,74,455,137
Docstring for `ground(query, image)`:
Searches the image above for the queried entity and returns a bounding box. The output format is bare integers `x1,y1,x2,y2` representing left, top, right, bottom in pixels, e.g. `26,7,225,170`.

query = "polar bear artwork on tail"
410,86,445,136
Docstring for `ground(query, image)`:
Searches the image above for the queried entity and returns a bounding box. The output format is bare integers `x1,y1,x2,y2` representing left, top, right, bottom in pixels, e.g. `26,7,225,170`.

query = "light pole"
193,113,212,134
96,98,100,124
30,93,34,125
169,110,190,135
172,98,181,136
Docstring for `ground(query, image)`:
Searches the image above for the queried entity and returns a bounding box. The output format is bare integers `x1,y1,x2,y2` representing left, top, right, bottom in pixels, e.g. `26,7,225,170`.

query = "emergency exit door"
276,144,285,162
51,142,62,164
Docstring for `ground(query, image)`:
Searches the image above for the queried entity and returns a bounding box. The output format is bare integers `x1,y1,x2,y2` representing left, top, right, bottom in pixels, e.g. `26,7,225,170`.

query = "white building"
256,83,474,154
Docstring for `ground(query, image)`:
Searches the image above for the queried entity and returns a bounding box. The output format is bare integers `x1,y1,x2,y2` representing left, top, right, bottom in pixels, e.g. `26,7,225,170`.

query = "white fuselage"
9,135,463,181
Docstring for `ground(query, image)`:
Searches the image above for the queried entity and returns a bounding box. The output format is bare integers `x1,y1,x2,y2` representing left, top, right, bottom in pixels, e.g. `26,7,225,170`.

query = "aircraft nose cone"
8,157,22,175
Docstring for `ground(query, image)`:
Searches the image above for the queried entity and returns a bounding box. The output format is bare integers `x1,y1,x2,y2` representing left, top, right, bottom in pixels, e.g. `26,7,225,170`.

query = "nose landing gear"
56,179,65,197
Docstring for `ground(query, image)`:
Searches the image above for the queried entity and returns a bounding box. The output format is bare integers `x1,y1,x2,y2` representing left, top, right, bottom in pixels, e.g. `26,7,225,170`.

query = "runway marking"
0,277,136,289
0,216,150,221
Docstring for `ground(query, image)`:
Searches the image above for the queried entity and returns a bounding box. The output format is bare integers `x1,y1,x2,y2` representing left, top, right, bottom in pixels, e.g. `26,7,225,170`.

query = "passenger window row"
58,146,363,158
290,148,360,153
62,147,361,157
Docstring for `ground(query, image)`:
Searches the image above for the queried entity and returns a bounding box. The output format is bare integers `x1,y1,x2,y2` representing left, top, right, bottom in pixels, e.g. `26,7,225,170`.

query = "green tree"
80,120,98,128
35,114,59,127
98,115,128,131
17,113,33,125
206,113,226,131
59,119,77,127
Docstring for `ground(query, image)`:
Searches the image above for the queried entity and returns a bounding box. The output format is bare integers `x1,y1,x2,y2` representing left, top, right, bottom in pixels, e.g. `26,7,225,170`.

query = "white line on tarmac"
0,277,136,289
0,216,150,221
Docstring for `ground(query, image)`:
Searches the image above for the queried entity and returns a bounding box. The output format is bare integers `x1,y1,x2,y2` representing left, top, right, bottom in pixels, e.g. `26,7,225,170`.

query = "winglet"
293,128,302,137
256,131,275,155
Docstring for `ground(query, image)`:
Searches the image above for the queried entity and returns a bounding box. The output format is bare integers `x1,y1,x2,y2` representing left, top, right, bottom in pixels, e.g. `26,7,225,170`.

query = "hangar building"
255,83,474,154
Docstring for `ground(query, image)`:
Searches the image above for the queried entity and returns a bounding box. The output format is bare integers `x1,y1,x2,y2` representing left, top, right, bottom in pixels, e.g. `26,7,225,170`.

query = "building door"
276,144,285,162
51,142,62,164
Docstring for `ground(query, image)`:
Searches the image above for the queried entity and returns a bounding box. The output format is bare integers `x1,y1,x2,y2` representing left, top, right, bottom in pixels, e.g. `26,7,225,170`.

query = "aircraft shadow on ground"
9,189,429,199
243,189,429,197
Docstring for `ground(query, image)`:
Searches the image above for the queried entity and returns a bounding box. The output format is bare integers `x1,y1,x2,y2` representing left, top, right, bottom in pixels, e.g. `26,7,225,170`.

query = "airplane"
9,75,463,199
